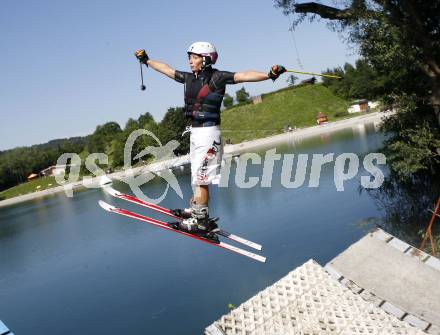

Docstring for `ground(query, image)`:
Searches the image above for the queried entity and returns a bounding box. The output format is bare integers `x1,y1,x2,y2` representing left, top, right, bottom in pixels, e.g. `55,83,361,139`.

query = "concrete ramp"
326,228,440,333
205,228,440,334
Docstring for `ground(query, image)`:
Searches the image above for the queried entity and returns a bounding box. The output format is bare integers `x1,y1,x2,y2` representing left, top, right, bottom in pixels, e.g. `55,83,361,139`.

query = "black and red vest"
184,69,224,124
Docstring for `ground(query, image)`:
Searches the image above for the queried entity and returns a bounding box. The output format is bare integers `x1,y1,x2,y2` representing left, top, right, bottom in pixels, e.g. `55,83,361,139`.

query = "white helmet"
187,41,218,67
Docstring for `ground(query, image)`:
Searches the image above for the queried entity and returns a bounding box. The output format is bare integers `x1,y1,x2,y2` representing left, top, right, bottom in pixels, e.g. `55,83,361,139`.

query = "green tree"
275,0,440,179
157,107,189,155
109,134,125,168
275,0,440,246
138,112,154,128
88,122,122,153
121,118,143,165
0,135,89,191
223,93,233,108
137,112,159,160
236,87,250,104
275,0,440,124
322,60,385,100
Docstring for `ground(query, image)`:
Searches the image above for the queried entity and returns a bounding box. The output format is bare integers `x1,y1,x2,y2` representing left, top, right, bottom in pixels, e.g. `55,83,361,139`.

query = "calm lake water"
0,123,386,334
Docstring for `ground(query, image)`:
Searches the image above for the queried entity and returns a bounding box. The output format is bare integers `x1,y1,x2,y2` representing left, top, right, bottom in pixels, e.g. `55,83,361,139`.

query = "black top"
174,68,236,126
174,68,235,93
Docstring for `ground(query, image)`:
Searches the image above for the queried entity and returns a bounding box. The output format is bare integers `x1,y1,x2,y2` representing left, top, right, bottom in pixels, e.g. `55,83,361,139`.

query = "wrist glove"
135,49,149,66
268,65,286,81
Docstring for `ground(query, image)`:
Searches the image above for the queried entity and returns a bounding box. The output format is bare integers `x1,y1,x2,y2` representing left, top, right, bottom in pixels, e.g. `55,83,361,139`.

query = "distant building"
348,99,370,114
316,112,328,125
27,173,39,181
368,101,380,110
252,95,263,105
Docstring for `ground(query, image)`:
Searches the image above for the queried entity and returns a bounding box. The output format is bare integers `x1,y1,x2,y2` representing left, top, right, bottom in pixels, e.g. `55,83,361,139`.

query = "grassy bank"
0,176,57,200
220,84,351,143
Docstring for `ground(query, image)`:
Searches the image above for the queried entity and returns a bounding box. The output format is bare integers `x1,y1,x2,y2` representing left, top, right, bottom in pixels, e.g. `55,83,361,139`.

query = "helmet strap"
201,56,212,70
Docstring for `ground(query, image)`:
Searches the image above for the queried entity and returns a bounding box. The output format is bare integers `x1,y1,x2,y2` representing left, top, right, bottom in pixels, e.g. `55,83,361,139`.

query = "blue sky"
0,0,358,151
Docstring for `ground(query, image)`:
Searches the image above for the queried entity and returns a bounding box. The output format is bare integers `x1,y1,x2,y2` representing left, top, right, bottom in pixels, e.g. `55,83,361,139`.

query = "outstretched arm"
234,65,287,83
146,59,176,80
135,49,175,80
234,71,268,83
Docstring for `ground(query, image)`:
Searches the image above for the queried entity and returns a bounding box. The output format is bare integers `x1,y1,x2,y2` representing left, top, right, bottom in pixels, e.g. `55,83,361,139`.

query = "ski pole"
286,69,342,79
139,61,146,91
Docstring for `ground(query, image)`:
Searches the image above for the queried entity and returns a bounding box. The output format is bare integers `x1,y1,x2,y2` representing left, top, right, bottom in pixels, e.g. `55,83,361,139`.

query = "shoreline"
224,110,391,154
0,111,392,209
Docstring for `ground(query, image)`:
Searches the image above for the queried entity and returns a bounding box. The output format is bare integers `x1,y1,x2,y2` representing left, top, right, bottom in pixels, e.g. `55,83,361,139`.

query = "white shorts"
190,126,223,186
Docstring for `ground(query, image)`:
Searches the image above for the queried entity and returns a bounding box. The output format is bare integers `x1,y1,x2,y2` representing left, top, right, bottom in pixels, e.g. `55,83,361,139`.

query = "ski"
104,186,262,251
98,200,266,263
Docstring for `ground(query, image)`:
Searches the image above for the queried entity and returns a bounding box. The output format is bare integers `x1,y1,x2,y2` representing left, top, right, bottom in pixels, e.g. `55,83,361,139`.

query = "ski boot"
171,207,192,219
179,205,220,242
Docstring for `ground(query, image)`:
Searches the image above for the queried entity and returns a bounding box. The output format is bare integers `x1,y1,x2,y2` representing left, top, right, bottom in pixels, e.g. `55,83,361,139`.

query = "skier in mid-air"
135,42,286,236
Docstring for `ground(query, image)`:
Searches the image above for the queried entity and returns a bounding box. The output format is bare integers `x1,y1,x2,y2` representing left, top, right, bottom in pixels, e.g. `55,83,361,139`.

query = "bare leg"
179,185,217,233
192,185,209,206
